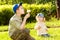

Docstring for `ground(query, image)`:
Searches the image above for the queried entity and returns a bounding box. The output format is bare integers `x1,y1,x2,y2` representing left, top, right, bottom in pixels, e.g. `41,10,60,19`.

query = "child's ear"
16,8,19,12
44,18,45,21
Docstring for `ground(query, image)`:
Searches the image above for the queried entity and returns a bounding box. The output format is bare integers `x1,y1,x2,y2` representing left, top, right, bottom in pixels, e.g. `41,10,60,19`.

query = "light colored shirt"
8,14,22,36
34,22,48,35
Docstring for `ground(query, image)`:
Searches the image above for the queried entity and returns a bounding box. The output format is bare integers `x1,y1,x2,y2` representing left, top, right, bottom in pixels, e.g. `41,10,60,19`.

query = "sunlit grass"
0,21,60,40
0,28,60,40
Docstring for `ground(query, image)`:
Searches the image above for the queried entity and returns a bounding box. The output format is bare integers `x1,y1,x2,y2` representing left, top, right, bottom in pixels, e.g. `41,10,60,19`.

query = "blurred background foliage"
0,0,57,25
0,0,55,5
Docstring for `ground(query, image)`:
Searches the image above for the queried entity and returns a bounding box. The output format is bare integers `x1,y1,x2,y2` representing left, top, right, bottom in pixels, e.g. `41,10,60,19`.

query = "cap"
37,13,44,18
13,2,22,13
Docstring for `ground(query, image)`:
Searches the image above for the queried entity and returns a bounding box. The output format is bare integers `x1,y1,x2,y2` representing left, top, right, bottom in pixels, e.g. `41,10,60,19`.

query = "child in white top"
34,13,50,37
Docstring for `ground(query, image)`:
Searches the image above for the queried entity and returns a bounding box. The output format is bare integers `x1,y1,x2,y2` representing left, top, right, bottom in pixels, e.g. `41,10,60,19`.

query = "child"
34,13,50,37
9,2,35,40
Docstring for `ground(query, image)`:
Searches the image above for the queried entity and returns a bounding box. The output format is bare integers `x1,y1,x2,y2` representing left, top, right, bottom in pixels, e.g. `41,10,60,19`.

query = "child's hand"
36,16,39,21
24,13,30,20
36,16,38,20
37,26,40,30
35,26,40,30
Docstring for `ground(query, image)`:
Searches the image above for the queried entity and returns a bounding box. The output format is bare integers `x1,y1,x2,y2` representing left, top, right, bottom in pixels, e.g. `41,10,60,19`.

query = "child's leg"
26,35,35,40
46,34,50,37
10,29,30,40
41,34,50,37
19,29,35,40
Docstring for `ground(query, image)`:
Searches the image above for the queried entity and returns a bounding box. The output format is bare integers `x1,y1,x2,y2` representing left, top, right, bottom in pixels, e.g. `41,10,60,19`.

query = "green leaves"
0,3,56,25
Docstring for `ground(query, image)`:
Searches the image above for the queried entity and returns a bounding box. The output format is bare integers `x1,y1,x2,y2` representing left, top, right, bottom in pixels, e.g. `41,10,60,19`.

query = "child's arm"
34,23,40,30
46,28,48,31
44,26,48,31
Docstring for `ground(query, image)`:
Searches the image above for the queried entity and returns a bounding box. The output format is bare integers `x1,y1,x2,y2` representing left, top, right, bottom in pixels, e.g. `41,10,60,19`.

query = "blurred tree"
0,0,56,5
56,0,60,19
35,0,55,4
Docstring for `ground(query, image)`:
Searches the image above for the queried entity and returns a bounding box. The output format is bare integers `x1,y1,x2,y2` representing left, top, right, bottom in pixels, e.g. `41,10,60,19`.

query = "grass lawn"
0,21,60,40
0,28,60,40
0,20,60,31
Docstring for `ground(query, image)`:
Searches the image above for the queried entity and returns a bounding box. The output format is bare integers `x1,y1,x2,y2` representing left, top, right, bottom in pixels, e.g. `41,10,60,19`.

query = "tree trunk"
56,0,60,19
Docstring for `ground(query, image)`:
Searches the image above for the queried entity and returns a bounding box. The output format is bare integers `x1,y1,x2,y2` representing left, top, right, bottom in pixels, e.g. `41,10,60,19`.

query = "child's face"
36,16,44,22
17,6,25,15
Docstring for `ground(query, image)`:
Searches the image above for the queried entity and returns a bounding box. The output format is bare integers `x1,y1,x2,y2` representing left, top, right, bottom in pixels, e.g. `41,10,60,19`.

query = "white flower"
27,10,31,13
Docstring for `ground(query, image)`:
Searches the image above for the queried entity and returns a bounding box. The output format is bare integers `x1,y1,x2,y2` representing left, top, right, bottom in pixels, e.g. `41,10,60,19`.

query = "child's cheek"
40,18,43,20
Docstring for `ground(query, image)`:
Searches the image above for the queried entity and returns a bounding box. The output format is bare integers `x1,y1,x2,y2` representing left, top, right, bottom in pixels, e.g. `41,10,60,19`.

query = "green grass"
0,28,60,40
30,28,60,40
46,20,60,28
0,32,11,40
0,21,60,40
0,26,8,31
46,17,60,28
0,21,60,31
